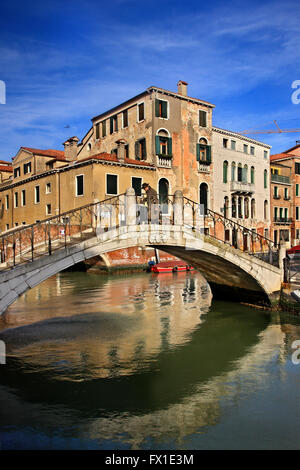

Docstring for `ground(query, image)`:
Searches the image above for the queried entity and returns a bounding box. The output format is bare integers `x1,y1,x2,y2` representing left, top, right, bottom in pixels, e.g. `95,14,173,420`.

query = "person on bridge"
141,183,160,224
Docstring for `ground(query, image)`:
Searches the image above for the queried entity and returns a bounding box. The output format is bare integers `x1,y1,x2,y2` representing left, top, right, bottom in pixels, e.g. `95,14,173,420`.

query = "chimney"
63,136,79,161
116,139,126,162
177,80,188,97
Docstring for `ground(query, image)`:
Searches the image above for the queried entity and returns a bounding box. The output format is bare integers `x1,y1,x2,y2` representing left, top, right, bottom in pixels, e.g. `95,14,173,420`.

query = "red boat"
287,245,300,259
151,260,194,273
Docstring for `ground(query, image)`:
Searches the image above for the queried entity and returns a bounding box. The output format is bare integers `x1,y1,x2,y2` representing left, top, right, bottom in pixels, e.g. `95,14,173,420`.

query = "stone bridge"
0,189,284,314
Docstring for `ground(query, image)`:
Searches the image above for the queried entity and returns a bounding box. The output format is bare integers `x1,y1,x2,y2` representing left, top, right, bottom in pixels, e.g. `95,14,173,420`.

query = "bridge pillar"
174,190,184,225
126,187,137,226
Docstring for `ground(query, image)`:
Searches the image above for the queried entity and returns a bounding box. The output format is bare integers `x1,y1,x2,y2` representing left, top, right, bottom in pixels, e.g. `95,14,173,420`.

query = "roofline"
91,86,215,123
212,126,272,148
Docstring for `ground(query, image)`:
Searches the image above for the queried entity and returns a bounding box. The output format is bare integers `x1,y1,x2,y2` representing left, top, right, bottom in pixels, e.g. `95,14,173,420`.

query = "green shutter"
155,135,160,155
155,99,160,117
196,143,200,161
206,145,211,163
167,137,172,156
223,161,228,183
135,141,140,159
162,101,168,118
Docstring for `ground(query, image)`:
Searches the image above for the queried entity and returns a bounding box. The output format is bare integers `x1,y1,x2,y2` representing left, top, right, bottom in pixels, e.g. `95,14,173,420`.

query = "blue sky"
0,0,300,160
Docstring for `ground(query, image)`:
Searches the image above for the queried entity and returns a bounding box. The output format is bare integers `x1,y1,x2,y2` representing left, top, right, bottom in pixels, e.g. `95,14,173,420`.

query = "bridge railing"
0,190,278,269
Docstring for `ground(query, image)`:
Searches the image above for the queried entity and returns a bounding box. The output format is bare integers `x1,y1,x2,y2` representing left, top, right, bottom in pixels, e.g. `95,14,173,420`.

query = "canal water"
0,270,299,450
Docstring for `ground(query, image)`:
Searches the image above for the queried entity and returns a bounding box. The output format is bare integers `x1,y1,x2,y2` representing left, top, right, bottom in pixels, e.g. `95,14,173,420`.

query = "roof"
213,126,271,148
270,152,299,161
79,152,155,167
0,165,12,172
0,160,12,165
21,147,66,159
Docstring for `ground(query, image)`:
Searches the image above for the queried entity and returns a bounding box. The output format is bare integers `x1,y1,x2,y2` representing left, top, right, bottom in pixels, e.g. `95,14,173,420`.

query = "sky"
0,0,300,160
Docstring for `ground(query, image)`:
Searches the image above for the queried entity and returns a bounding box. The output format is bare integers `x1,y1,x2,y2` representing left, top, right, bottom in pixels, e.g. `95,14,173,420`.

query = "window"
137,102,145,122
243,144,248,154
155,99,168,119
135,138,147,160
250,146,255,155
251,199,256,219
46,182,51,194
5,195,9,210
24,162,32,174
264,150,268,159
125,144,129,159
264,229,269,239
274,186,278,198
95,123,100,139
296,183,299,196
264,200,268,220
110,115,118,134
284,188,289,199
5,224,9,231
155,130,172,157
87,143,92,151
274,207,278,220
295,163,300,174
122,109,128,128
102,120,107,137
251,166,255,184
21,190,26,206
223,161,228,183
231,162,236,181
106,174,118,195
111,148,118,157
231,140,236,150
14,192,18,208
296,207,300,221
284,208,288,219
15,223,18,227
223,138,228,148
76,175,84,196
46,204,52,215
264,169,268,188
35,186,40,204
14,167,20,178
199,110,207,127
196,138,211,164
132,177,142,196
46,162,54,170
237,164,243,182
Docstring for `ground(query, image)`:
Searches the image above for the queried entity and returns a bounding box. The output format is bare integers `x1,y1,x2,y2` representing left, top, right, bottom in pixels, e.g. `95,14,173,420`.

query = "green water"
0,270,299,450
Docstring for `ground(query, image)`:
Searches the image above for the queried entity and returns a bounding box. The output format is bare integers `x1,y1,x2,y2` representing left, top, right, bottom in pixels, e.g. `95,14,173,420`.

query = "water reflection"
0,271,299,450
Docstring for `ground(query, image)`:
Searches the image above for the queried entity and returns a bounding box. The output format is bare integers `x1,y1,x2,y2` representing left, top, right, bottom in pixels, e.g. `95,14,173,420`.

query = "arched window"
244,197,249,219
199,183,209,214
238,163,243,182
223,161,228,183
264,169,268,189
243,164,248,183
251,198,256,219
224,196,229,218
231,162,236,181
251,166,255,184
155,129,172,156
197,138,211,164
264,200,268,220
158,178,169,214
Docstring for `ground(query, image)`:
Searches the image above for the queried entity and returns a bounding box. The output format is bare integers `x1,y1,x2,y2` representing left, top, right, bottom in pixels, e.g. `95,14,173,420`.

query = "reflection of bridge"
0,189,284,314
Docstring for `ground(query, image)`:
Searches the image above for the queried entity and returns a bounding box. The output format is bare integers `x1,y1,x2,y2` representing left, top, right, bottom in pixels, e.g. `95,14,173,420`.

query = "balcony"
273,217,292,225
230,181,254,195
271,174,290,184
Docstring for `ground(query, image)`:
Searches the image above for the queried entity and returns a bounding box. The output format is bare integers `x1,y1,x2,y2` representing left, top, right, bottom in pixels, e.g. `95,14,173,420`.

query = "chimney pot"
177,80,188,96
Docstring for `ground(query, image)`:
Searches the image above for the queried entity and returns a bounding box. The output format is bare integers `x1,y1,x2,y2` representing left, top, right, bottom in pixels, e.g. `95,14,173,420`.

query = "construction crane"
240,120,300,135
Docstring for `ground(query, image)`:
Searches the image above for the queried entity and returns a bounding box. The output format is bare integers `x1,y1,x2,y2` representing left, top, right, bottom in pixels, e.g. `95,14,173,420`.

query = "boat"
151,260,194,273
287,245,300,259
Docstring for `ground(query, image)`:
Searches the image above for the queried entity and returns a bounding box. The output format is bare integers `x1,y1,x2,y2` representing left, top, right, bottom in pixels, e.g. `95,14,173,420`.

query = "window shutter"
142,139,146,159
155,99,160,117
110,117,113,134
167,137,172,156
196,143,200,161
162,101,168,118
206,145,211,163
155,136,160,155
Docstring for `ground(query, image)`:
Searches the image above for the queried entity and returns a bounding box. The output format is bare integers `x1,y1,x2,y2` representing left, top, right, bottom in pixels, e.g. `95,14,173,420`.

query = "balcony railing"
230,181,254,193
273,217,292,225
271,174,290,184
157,155,172,168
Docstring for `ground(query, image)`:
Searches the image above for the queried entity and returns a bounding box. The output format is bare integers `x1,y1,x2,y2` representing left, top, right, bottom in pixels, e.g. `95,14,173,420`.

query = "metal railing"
271,174,290,184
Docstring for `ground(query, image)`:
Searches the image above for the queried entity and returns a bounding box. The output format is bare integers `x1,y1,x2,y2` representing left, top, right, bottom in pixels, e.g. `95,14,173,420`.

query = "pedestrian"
141,183,160,223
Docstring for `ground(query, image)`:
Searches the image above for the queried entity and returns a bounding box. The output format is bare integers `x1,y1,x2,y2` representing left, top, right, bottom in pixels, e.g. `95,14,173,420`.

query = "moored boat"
151,260,194,273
